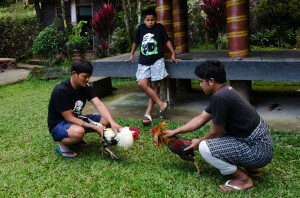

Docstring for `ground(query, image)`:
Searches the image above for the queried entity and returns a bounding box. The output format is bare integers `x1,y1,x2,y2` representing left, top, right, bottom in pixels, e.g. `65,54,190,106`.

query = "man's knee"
199,140,211,158
68,126,85,140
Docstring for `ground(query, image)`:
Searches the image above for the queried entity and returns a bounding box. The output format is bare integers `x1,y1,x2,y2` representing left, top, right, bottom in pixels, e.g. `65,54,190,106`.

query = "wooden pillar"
226,0,249,58
227,0,251,102
173,0,191,93
156,0,174,57
172,0,188,53
156,0,176,105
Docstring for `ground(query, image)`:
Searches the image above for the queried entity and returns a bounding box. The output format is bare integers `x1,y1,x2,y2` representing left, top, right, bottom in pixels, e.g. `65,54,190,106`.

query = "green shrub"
32,25,65,64
0,3,40,60
66,21,92,59
254,0,300,48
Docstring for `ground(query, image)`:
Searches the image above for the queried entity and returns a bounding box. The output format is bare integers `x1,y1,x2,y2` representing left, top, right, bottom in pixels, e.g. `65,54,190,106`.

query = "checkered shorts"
205,118,274,168
136,58,169,81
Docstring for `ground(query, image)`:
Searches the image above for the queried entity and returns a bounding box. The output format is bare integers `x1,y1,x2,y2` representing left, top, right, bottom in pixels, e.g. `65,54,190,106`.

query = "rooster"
101,127,140,159
150,122,200,173
76,115,140,159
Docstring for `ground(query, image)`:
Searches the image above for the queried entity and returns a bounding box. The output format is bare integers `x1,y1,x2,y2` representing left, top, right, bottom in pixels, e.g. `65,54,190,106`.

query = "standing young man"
125,8,179,125
166,60,274,192
48,59,122,158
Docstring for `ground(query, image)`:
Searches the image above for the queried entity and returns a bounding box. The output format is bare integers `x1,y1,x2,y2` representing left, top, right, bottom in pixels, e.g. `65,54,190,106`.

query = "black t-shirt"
133,23,169,65
205,84,260,138
47,79,97,132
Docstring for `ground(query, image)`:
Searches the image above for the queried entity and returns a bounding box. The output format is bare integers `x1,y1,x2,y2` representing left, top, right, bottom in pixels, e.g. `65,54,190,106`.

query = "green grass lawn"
0,79,299,197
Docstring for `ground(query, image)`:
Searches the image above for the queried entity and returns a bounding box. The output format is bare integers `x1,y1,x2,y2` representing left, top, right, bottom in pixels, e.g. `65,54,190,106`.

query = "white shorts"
136,58,169,81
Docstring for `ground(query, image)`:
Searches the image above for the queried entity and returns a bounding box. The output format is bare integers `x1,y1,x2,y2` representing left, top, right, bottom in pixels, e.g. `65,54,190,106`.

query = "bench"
0,58,17,70
91,50,300,104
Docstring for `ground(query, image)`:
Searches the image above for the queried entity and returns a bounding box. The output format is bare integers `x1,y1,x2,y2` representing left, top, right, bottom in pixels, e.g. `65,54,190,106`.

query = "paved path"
0,69,30,86
0,64,43,86
84,84,300,132
1,67,299,132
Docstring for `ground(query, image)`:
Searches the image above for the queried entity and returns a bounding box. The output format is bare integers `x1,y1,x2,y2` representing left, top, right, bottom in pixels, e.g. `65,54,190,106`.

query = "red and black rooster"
150,122,200,173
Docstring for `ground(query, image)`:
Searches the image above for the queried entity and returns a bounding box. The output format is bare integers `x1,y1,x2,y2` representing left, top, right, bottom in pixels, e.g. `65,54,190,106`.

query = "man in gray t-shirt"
166,60,273,192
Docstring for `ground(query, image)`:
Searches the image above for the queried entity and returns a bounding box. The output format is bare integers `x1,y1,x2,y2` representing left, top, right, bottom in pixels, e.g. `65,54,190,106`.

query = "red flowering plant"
90,3,117,57
200,0,227,49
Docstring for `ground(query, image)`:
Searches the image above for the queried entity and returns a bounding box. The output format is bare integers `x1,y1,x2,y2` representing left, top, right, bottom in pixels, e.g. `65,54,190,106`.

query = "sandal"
143,114,152,126
159,101,169,119
56,146,77,158
219,180,254,192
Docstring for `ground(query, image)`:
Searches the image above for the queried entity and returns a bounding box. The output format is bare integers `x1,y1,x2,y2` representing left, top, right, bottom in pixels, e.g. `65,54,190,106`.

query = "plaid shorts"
136,58,169,81
205,118,274,168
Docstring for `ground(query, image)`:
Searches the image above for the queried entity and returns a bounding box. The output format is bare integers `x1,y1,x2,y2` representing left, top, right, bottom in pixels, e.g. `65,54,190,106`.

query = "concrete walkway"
0,69,30,86
0,64,42,86
83,84,300,132
1,66,299,132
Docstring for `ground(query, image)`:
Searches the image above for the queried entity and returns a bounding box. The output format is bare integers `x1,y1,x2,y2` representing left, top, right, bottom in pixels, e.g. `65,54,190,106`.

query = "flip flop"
56,146,77,158
74,140,91,148
219,180,254,192
159,101,169,119
142,114,152,126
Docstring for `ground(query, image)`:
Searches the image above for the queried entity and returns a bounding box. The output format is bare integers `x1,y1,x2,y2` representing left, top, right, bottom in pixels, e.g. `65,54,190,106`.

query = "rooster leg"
100,146,108,155
101,147,118,159
194,161,201,174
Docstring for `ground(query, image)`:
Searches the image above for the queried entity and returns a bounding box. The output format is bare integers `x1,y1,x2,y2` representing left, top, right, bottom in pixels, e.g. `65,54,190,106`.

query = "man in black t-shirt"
125,8,179,125
166,60,273,192
48,59,122,158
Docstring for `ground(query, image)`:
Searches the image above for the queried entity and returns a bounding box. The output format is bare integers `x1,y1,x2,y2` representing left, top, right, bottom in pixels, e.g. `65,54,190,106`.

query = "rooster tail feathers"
115,127,134,150
153,122,172,147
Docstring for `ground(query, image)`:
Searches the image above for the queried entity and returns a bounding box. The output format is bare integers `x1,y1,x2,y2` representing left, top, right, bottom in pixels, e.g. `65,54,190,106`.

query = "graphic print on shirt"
73,100,83,115
141,33,158,56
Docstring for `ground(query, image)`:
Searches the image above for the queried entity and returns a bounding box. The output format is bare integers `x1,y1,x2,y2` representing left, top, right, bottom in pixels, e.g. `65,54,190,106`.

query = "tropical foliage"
66,21,92,59
200,0,227,49
253,0,300,48
90,3,117,57
32,25,66,64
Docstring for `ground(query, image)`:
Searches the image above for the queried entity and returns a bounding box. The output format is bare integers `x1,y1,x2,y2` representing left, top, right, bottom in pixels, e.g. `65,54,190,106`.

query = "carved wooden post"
173,0,191,93
226,0,249,58
156,0,176,105
227,0,251,102
156,0,174,57
172,0,188,53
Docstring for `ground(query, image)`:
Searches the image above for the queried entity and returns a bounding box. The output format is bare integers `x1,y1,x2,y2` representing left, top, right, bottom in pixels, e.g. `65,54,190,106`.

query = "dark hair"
71,59,93,75
194,60,226,83
143,8,157,19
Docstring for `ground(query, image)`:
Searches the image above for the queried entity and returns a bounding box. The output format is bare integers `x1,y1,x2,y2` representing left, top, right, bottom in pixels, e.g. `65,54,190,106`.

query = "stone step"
17,63,43,70
29,59,48,65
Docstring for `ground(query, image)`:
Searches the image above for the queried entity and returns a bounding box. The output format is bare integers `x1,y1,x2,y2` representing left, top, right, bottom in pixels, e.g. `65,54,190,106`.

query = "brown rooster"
150,122,201,174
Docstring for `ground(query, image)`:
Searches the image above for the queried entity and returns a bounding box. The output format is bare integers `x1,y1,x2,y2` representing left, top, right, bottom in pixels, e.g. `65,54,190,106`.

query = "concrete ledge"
30,67,70,79
88,77,112,98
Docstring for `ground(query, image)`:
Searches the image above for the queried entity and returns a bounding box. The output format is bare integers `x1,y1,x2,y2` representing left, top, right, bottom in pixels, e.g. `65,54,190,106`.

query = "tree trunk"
128,0,132,20
34,0,44,26
61,0,67,30
137,0,141,24
123,0,131,39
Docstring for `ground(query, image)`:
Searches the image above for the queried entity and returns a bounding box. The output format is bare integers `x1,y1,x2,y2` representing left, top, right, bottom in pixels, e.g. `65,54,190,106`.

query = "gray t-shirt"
205,84,260,138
